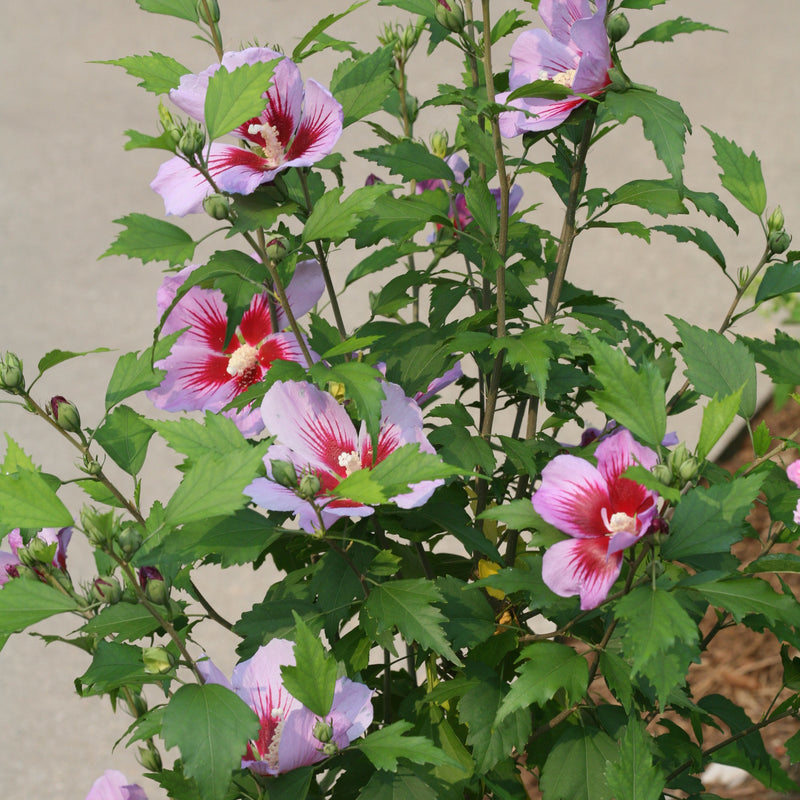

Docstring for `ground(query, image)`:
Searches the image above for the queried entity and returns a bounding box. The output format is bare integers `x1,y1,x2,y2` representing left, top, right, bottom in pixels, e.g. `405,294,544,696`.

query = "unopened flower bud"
321,741,339,757
434,0,465,33
400,22,419,50
264,235,289,263
606,12,630,43
677,457,699,483
202,193,231,220
178,120,206,158
767,206,785,234
298,473,321,500
270,459,298,488
0,352,24,392
92,575,123,605
196,0,220,24
118,527,143,559
650,516,669,544
15,564,40,581
82,506,113,548
139,566,168,605
49,396,81,433
313,721,334,743
124,691,148,718
26,537,57,566
142,646,176,674
137,745,163,773
378,22,399,46
665,442,689,475
16,547,40,570
364,173,384,186
430,130,449,159
769,229,792,255
651,464,673,486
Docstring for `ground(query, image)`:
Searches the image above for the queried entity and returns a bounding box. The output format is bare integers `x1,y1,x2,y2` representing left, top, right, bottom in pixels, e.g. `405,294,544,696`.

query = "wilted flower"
498,0,612,136
0,528,71,587
85,770,147,800
533,428,658,609
198,638,373,775
147,259,323,437
151,47,343,216
244,379,443,532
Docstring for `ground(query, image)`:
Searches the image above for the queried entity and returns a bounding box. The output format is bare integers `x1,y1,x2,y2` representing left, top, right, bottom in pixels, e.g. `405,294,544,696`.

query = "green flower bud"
124,691,148,718
321,741,339,757
16,546,40,570
651,463,673,486
767,205,785,233
81,507,114,549
197,0,220,24
377,23,399,46
26,537,57,566
92,575,123,605
118,527,143,559
399,22,419,50
298,473,321,500
137,745,163,773
313,720,334,743
606,66,631,93
142,646,176,674
677,457,700,483
178,120,206,158
434,0,465,33
202,193,231,220
264,235,289,263
15,564,40,581
430,130,448,159
144,577,169,606
49,396,81,433
665,442,689,475
769,229,792,255
606,12,630,43
270,459,298,488
0,352,24,392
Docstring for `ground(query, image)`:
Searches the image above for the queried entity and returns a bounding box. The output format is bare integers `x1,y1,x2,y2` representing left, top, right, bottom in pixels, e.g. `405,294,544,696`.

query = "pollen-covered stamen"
227,344,260,377
601,508,638,536
539,68,577,88
248,122,285,169
338,450,362,477
248,687,287,770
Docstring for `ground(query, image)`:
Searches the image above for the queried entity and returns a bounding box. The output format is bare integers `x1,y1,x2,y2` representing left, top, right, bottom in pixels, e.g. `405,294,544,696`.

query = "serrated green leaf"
671,317,757,418
362,578,461,664
739,330,800,386
205,60,277,141
539,726,617,800
94,405,155,476
436,576,496,650
605,719,665,800
494,327,562,399
330,45,395,127
81,603,162,642
354,721,454,771
302,184,395,244
356,141,455,183
357,766,441,800
603,89,690,181
697,388,743,460
291,1,367,62
507,79,572,102
464,175,499,238
744,553,800,574
102,214,196,266
148,411,251,465
608,179,688,217
0,470,73,529
134,0,198,20
76,479,127,508
683,187,739,232
0,578,79,634
655,224,726,269
704,127,767,215
78,640,151,694
1,436,36,475
98,52,189,94
496,642,589,723
587,220,651,241
755,262,800,304
123,128,178,152
34,348,111,380
162,683,259,800
633,16,724,46
478,498,539,531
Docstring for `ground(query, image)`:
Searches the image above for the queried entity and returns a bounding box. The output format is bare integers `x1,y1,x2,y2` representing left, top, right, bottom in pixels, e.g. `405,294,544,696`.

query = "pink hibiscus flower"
533,428,659,609
498,0,612,136
152,47,344,216
787,459,800,524
244,379,443,532
147,259,323,437
198,638,373,775
85,771,147,800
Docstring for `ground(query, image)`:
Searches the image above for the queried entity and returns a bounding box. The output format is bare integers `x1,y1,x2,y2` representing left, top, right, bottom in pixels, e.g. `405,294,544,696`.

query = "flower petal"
276,259,326,328
542,537,622,609
151,154,214,216
283,79,343,166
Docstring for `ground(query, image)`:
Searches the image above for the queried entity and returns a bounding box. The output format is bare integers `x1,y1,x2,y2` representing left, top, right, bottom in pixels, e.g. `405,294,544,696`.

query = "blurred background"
1,1,799,796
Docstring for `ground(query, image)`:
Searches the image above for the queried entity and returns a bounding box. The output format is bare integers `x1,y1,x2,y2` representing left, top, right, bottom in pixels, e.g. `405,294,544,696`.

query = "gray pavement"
1,1,799,796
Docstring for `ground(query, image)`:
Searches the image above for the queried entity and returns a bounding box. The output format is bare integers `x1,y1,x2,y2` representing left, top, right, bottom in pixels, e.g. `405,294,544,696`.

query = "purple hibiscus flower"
152,47,344,216
244,379,443,532
533,428,659,609
84,770,147,800
498,0,612,136
198,638,373,775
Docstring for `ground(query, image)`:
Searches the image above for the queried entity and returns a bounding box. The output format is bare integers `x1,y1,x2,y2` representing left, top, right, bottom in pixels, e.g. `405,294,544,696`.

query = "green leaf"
354,721,454,771
0,470,73,529
78,641,151,694
683,187,739,232
163,445,269,527
147,411,253,465
80,603,162,642
586,334,666,448
605,719,665,800
302,184,395,244
704,127,767,215
436,576,496,650
134,0,198,20
654,224,726,269
361,578,462,664
101,213,196,266
662,474,764,565
356,141,455,184
345,242,426,286
495,326,563,399
671,317,757,418
330,45,395,127
478,499,539,531
614,586,698,675
587,220,651,242
162,683,260,800
506,79,572,102
496,641,589,724
0,578,79,634
539,726,618,800
35,348,111,379
97,52,189,94
464,175,498,238
94,405,156,475
204,60,277,141
357,766,441,800
608,179,688,217
353,191,450,246
755,262,800,304
697,388,743,460
280,615,338,717
1,436,36,474
291,1,367,61
123,128,178,152
633,16,725,46
744,553,800,574
603,89,690,182
739,330,800,385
